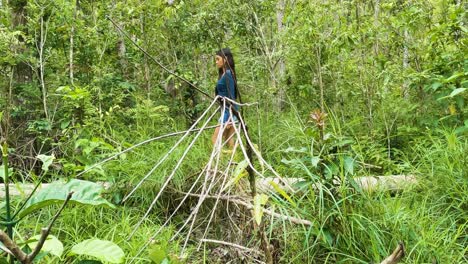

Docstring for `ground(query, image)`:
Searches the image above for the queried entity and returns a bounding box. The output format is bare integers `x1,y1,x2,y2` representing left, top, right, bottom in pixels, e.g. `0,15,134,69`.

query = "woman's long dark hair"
216,48,242,103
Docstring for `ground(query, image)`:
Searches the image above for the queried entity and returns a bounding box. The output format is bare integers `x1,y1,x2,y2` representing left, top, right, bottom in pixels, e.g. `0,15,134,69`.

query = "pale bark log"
256,175,417,193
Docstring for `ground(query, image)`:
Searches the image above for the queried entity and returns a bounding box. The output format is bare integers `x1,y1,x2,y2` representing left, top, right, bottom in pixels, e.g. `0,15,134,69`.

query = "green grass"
6,109,467,263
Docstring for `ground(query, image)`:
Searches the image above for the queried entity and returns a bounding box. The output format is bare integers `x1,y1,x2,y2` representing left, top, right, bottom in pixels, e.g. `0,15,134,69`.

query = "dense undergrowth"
6,108,466,263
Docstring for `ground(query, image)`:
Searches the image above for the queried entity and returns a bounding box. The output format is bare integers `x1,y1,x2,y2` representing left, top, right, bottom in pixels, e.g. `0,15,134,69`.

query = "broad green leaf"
454,125,468,135
19,179,115,218
268,181,296,207
223,160,248,190
253,194,269,225
343,156,355,175
148,244,167,264
70,239,124,264
432,82,442,91
438,88,467,100
0,165,13,180
37,154,55,173
27,235,63,257
0,111,3,122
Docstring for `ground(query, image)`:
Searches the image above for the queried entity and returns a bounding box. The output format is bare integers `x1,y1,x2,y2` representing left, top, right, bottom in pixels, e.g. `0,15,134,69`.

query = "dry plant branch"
381,242,405,264
200,238,263,255
129,103,220,238
181,192,312,226
128,132,237,264
0,191,73,264
198,131,241,250
123,96,221,202
178,106,230,251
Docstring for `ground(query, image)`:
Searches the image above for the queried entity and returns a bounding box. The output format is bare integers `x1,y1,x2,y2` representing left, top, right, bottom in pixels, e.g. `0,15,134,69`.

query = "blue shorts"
219,109,238,124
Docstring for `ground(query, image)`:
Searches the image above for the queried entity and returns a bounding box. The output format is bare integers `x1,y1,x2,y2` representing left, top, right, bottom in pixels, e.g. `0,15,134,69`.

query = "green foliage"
69,239,125,264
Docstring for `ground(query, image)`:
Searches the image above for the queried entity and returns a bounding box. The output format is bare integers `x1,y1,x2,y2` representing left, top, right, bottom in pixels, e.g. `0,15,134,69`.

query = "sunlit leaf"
70,239,124,264
0,165,13,180
253,194,269,225
268,181,296,207
343,156,355,175
444,72,464,83
37,154,55,173
224,160,248,190
449,88,466,97
27,235,63,257
310,156,320,168
148,244,167,264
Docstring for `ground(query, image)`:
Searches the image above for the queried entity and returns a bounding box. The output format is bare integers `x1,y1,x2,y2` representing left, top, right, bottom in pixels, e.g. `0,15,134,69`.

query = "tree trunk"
69,0,79,86
140,10,151,93
315,46,325,113
402,29,409,99
38,12,49,120
374,0,380,55
276,0,286,111
10,0,32,85
117,35,128,78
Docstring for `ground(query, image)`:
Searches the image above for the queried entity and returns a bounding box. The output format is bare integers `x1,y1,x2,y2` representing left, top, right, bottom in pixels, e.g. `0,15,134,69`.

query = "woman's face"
215,55,225,69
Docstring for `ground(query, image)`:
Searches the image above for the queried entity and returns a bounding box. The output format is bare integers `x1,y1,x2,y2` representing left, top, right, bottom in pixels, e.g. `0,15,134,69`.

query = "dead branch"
200,238,263,255
380,242,405,264
0,191,73,264
180,192,313,226
0,230,27,262
27,191,74,261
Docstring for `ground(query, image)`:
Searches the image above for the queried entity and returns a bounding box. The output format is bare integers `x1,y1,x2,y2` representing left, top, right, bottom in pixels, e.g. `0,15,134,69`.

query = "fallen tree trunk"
257,175,417,193
1,175,416,199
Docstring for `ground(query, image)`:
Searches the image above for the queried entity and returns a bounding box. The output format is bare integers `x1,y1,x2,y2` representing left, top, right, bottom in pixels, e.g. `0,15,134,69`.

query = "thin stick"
123,96,220,203
200,238,263,255
237,112,294,192
178,105,229,251
128,135,234,264
198,128,240,250
0,192,74,263
27,192,74,261
106,16,212,99
128,104,220,238
182,192,312,226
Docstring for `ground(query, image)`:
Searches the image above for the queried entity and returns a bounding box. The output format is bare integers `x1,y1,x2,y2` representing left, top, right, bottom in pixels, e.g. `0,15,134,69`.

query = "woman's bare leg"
212,126,221,145
224,124,235,148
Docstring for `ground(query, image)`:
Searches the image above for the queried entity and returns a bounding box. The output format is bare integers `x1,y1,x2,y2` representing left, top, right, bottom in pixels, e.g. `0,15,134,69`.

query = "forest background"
0,0,466,263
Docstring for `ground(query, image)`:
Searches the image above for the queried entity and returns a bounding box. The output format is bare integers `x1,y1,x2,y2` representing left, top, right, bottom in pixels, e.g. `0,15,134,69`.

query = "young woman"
211,48,240,148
